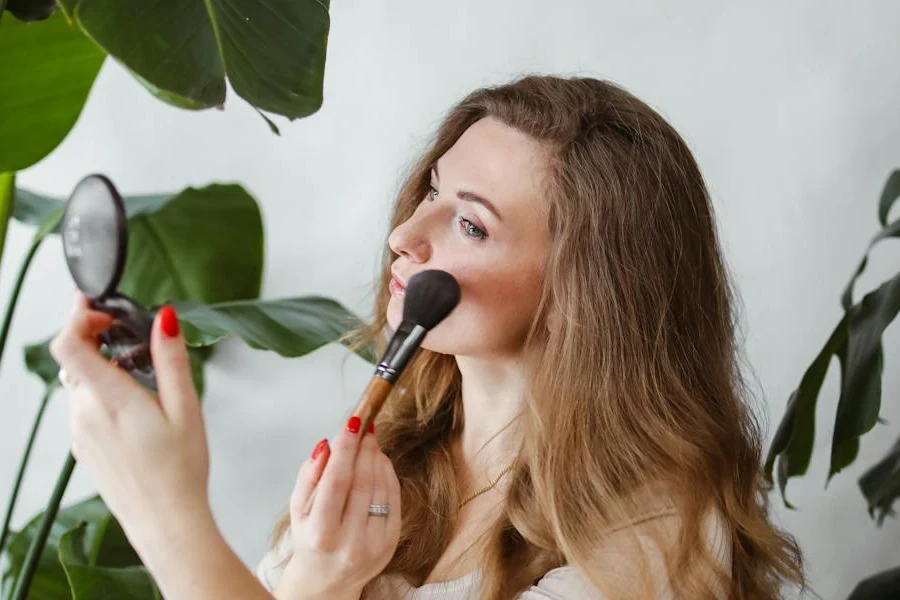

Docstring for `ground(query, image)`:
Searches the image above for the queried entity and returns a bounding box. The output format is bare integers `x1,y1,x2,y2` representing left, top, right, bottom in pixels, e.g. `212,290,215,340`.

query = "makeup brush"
352,269,460,432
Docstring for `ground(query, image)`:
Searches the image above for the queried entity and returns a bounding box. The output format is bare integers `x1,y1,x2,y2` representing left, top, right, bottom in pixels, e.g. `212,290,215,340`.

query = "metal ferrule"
375,321,427,383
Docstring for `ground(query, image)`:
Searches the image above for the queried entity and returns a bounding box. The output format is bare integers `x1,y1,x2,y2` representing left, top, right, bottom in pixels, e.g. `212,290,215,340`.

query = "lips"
389,272,407,295
391,271,407,288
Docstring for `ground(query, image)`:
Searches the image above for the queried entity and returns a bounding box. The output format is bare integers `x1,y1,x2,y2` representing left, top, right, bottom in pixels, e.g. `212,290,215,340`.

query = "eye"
427,183,489,241
458,217,488,240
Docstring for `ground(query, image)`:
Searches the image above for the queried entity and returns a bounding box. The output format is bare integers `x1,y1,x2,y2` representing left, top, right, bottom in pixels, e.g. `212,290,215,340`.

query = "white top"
254,506,732,599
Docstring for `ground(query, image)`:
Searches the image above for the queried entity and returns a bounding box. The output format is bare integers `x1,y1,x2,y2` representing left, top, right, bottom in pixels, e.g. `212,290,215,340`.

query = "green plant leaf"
0,11,105,172
12,182,265,309
842,206,900,310
55,0,330,119
118,185,264,309
2,495,106,598
23,336,61,388
24,336,212,398
58,522,160,599
846,564,900,600
767,169,900,503
0,173,14,277
15,182,262,398
173,296,378,364
11,188,64,230
878,169,900,227
1,495,155,599
858,435,900,525
764,313,849,503
829,271,900,479
3,0,58,23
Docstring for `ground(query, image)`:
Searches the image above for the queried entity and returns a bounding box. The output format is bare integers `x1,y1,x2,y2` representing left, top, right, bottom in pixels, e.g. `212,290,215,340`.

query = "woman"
52,75,807,599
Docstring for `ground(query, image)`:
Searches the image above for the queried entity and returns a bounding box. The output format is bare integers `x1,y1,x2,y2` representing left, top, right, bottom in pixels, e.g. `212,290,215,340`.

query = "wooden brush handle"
352,376,394,433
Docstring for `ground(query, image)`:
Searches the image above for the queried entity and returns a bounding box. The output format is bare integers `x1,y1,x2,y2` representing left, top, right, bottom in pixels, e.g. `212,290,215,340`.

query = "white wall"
2,1,898,597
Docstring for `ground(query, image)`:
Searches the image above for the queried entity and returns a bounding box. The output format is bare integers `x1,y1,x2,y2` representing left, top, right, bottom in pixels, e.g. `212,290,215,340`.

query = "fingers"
151,305,197,424
291,439,330,520
309,417,365,537
366,451,391,539
50,292,123,397
343,430,378,532
384,452,402,545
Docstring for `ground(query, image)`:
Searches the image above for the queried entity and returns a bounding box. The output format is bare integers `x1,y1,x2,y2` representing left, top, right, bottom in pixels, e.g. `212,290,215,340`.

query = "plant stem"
0,173,14,281
0,385,55,555
0,237,41,368
10,452,76,600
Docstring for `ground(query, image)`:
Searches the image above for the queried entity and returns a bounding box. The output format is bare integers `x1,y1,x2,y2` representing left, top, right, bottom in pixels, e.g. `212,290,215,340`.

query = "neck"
453,351,528,487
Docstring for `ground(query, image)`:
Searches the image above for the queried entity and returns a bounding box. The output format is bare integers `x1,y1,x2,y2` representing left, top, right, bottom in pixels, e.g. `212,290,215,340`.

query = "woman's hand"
277,417,401,600
49,291,213,553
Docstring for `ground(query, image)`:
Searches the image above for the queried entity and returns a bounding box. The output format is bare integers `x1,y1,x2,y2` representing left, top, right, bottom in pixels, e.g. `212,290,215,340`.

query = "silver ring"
58,368,78,390
368,504,389,517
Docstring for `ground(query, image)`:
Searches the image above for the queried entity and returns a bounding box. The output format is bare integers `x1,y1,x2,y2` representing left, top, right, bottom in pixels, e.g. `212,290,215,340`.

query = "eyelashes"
427,184,488,241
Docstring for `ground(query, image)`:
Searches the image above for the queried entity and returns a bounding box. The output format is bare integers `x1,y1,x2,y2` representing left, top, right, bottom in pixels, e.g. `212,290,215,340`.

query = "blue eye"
458,217,487,240
427,184,489,241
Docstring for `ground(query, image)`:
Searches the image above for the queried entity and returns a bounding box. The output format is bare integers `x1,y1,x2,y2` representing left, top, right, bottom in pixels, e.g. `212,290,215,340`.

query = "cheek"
385,262,544,347
455,265,544,329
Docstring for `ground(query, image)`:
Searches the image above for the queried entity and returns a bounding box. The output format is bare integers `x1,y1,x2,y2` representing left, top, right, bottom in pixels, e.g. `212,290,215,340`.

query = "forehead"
436,117,549,231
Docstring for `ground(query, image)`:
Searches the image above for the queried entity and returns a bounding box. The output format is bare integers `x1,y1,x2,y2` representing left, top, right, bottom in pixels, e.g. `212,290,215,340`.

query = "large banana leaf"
55,0,330,118
8,181,267,395
0,11,105,172
173,296,378,363
1,495,158,600
13,182,264,307
22,295,376,396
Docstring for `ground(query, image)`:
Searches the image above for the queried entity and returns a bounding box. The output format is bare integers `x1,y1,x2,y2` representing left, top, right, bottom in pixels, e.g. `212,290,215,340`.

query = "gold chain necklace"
457,462,516,510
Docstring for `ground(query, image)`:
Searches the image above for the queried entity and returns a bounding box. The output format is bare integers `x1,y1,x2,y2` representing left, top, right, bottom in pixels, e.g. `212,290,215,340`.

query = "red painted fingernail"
346,416,361,434
159,305,180,337
312,438,328,460
367,421,375,434
109,358,118,367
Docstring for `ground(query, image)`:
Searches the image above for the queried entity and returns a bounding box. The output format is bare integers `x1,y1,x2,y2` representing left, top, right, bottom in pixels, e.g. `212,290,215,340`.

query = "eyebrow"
432,161,503,222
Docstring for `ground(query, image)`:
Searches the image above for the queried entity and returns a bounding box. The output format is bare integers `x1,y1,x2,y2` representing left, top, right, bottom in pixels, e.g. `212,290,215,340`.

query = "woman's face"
387,116,551,357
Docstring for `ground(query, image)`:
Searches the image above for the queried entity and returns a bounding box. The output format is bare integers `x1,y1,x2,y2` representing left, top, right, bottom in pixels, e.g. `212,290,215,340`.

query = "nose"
388,214,430,263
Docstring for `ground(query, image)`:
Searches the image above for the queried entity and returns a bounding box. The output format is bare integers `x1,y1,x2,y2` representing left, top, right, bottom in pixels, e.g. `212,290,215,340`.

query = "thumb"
151,305,198,424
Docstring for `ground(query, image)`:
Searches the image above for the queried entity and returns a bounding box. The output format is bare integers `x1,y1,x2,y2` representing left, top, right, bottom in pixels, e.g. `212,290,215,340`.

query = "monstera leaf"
846,564,900,600
0,11,105,172
55,0,331,118
765,169,900,504
858,434,900,526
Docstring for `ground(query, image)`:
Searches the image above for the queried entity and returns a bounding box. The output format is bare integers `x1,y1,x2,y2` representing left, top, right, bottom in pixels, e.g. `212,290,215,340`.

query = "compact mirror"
61,174,158,390
61,175,127,298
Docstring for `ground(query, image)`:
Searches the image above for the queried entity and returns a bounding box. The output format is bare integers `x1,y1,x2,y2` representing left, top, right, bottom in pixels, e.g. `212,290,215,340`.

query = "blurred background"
1,1,898,597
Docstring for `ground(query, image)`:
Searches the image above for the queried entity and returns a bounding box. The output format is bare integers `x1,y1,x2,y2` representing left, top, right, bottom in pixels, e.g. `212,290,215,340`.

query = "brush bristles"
401,269,461,330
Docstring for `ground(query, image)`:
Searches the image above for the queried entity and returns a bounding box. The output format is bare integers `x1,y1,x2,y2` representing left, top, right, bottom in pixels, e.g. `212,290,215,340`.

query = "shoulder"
253,529,293,592
514,504,731,599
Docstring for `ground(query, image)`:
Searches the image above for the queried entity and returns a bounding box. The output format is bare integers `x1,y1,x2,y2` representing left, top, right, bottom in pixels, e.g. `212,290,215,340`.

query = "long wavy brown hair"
267,74,808,599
